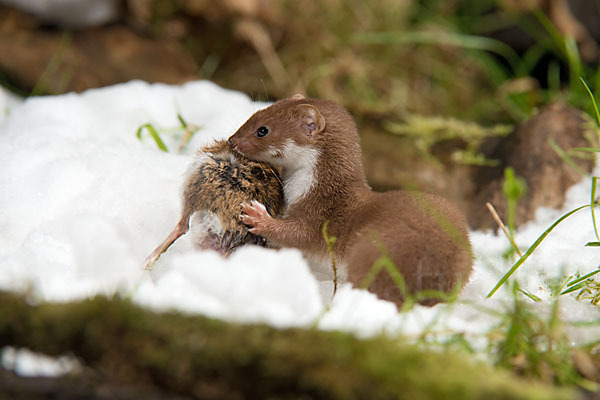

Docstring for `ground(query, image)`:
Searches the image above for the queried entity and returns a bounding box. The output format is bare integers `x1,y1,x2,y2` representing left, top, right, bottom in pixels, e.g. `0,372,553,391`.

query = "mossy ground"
0,291,574,399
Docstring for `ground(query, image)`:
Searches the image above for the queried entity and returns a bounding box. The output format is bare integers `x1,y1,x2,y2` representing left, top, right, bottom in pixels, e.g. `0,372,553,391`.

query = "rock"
468,103,597,230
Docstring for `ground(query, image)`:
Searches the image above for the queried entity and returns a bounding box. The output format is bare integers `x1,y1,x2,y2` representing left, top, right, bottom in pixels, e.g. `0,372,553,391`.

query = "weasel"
228,95,472,307
142,140,284,270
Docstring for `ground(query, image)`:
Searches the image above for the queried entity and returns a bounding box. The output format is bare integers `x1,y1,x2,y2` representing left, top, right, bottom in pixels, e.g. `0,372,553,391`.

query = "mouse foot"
142,217,190,271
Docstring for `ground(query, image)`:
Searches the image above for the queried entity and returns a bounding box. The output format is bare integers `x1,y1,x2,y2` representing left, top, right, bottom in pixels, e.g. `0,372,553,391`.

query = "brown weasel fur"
228,95,472,307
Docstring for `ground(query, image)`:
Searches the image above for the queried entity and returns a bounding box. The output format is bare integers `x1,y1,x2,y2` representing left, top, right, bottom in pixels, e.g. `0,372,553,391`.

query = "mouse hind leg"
142,212,191,270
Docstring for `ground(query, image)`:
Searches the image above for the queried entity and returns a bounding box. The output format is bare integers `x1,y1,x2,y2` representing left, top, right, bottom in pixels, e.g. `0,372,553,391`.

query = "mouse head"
228,94,325,167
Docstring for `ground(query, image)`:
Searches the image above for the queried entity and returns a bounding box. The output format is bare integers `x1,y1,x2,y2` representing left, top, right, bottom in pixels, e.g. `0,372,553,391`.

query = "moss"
383,115,513,166
0,291,574,399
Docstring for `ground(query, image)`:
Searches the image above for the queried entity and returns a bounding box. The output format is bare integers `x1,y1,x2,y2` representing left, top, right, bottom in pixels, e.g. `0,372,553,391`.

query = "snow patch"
1,80,600,376
1,347,81,377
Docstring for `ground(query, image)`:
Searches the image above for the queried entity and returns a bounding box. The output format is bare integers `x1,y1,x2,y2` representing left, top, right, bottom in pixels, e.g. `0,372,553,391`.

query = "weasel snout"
227,137,238,152
228,134,241,151
227,133,252,156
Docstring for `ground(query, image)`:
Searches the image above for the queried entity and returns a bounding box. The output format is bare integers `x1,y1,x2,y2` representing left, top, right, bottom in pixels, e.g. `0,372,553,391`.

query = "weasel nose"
228,137,239,151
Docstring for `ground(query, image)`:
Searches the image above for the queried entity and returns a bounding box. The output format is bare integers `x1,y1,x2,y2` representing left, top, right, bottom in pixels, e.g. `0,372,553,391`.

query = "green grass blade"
533,9,585,98
322,220,338,296
581,77,600,126
571,319,600,327
570,148,600,153
487,203,596,298
560,282,587,295
564,36,583,96
518,40,551,77
360,259,383,290
592,177,599,241
579,79,600,241
518,288,542,302
566,269,600,287
502,167,527,236
586,242,600,247
561,269,600,295
412,289,455,304
547,60,561,96
533,7,567,54
136,124,168,152
177,114,188,129
354,30,521,73
548,138,586,176
30,32,73,96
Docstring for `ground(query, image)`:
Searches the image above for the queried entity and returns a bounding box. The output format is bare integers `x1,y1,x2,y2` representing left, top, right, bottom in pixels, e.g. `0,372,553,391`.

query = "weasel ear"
297,104,325,139
290,93,305,101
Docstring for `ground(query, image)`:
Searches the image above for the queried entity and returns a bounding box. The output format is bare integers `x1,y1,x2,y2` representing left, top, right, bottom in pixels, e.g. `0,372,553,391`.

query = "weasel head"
227,94,325,170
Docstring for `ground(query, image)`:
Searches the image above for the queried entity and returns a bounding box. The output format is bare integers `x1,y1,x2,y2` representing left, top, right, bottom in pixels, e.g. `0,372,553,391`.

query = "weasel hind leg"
345,236,464,308
345,238,408,308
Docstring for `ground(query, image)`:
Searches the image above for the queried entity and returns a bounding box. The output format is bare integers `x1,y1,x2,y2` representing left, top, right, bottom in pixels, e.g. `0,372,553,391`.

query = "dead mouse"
142,139,284,270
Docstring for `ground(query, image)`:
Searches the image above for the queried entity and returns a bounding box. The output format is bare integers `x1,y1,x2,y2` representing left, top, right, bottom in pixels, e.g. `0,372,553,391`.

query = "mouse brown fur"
228,96,472,307
143,139,284,270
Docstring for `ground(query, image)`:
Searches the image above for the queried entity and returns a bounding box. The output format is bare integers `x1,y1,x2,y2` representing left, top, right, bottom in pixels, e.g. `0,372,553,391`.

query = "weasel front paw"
240,201,272,234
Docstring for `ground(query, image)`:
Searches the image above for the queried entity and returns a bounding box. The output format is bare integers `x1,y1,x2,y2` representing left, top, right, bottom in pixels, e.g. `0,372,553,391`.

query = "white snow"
1,80,599,377
1,347,81,377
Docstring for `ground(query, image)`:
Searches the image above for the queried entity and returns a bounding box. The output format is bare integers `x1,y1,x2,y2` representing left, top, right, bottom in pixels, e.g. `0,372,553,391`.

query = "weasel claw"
240,201,271,230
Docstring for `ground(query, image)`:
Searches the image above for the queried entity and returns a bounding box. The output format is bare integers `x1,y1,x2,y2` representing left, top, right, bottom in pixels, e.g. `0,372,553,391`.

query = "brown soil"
0,7,197,94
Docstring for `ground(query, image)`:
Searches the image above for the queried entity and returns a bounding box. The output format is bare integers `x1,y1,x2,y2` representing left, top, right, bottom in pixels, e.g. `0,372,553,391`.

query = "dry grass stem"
486,202,523,257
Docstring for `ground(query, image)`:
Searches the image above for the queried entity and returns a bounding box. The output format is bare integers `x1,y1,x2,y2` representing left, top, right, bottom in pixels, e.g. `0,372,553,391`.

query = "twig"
486,202,523,257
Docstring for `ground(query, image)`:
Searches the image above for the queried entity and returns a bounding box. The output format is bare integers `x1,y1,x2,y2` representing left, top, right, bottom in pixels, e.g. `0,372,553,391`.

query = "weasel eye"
256,126,270,138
